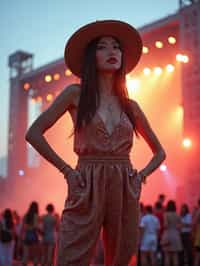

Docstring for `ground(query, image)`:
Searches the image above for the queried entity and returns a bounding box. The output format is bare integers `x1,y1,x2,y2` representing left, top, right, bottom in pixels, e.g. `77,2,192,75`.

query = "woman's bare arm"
129,99,166,181
25,84,80,172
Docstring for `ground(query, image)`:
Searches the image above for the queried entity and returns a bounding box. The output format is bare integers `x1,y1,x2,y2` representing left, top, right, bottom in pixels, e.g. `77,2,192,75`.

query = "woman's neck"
98,73,115,97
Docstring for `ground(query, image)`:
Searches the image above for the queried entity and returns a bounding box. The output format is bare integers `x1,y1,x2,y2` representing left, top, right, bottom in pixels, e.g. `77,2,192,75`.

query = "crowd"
0,194,200,266
0,202,59,266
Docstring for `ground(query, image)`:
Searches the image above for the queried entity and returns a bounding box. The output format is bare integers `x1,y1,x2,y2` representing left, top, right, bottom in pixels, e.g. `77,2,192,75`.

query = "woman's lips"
106,57,118,64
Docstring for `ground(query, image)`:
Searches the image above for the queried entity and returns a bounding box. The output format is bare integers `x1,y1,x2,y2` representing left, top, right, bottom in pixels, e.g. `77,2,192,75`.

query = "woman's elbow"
25,126,41,144
159,148,166,161
25,127,34,143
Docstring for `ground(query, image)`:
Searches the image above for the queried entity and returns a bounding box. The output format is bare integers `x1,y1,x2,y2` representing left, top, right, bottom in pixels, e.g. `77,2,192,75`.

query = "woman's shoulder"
126,98,145,120
63,83,81,97
126,98,142,112
126,98,139,107
62,83,81,108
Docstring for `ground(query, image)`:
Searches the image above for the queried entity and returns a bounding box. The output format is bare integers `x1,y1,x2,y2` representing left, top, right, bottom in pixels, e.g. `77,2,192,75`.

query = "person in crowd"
161,200,182,266
13,210,23,261
157,194,166,210
180,203,193,266
139,205,160,266
0,208,15,266
21,201,40,266
40,203,59,266
154,201,164,265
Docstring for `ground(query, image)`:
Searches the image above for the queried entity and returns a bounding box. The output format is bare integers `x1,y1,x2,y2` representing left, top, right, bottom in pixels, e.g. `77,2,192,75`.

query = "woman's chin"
98,67,120,75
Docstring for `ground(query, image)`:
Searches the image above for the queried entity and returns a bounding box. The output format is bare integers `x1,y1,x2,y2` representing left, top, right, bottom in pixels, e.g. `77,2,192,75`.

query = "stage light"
154,67,162,75
126,78,140,91
143,67,151,75
176,54,189,63
155,41,163,48
65,69,72,76
31,98,36,103
168,36,176,44
182,138,192,148
176,105,183,118
23,83,30,90
166,64,175,72
45,75,52,82
182,55,189,63
18,170,25,176
36,96,42,102
160,164,167,172
53,73,60,80
142,46,149,54
46,94,53,102
176,54,182,62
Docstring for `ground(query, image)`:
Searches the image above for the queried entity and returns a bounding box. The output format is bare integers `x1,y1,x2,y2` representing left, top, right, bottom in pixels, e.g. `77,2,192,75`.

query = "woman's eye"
113,45,120,49
97,46,105,50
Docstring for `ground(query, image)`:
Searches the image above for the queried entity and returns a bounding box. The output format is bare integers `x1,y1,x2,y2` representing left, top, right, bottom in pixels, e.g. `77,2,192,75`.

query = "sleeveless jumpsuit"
57,111,142,266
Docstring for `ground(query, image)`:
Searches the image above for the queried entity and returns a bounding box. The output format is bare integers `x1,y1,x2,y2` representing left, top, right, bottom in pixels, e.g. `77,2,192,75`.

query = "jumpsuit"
57,110,142,266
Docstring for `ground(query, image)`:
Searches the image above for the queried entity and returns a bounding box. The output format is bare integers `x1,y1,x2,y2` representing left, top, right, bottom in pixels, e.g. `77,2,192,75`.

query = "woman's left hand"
137,171,147,184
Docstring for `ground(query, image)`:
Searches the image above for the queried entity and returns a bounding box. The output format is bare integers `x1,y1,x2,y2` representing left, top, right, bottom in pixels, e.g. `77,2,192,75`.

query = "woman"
180,203,193,266
40,203,59,266
161,200,182,266
21,201,40,266
0,208,15,266
26,20,166,266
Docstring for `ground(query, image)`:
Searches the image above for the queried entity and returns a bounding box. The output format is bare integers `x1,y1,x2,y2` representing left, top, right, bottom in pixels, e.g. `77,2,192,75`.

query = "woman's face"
96,36,122,73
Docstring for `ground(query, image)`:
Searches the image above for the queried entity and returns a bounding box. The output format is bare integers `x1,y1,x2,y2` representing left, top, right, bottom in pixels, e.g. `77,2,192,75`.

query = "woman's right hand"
62,166,85,188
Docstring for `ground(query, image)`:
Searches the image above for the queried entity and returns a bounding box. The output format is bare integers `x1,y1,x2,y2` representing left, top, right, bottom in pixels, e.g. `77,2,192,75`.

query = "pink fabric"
56,112,141,266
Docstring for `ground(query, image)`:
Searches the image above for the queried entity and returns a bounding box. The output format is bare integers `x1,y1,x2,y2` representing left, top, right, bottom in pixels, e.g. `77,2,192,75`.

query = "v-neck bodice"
74,111,134,156
96,110,123,137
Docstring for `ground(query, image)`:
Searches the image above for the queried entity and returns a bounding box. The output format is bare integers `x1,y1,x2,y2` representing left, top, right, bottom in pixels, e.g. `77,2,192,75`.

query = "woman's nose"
107,48,116,56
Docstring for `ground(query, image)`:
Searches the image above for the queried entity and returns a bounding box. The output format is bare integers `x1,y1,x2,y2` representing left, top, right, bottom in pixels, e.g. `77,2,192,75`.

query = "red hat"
64,20,143,77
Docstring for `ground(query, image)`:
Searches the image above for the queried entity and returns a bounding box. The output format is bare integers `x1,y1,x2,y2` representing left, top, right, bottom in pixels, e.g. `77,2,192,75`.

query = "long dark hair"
3,208,14,230
24,201,39,226
75,36,138,137
166,200,176,212
180,203,189,217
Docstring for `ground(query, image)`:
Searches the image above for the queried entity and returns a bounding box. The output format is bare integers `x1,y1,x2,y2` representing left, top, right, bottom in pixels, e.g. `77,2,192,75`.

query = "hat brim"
64,20,143,77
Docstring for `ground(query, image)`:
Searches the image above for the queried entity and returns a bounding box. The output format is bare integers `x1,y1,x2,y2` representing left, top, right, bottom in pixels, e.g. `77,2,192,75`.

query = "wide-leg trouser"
56,156,141,266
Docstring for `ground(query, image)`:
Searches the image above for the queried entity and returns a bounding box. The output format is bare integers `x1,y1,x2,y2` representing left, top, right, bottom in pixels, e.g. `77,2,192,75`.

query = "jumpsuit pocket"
127,167,142,200
65,166,89,211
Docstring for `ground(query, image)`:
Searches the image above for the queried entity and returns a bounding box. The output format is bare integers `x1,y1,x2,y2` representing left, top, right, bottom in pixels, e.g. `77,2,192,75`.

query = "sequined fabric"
56,111,141,266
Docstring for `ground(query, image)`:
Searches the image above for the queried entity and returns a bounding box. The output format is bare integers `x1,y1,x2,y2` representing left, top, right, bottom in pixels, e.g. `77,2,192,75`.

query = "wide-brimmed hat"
64,20,143,77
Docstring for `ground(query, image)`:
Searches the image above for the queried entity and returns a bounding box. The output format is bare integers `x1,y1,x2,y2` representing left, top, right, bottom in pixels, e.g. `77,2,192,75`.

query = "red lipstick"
106,57,118,64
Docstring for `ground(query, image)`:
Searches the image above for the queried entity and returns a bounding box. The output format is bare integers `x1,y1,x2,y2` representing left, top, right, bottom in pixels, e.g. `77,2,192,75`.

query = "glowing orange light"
36,96,42,102
142,46,149,54
46,94,53,102
53,73,60,80
31,98,36,103
126,78,140,91
45,75,52,82
154,67,162,75
23,83,30,90
168,36,176,44
65,69,72,76
143,67,151,75
182,138,192,149
155,41,163,48
166,64,175,72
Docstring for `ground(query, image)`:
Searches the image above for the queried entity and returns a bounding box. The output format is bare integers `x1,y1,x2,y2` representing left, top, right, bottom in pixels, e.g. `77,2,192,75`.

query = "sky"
0,0,179,162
